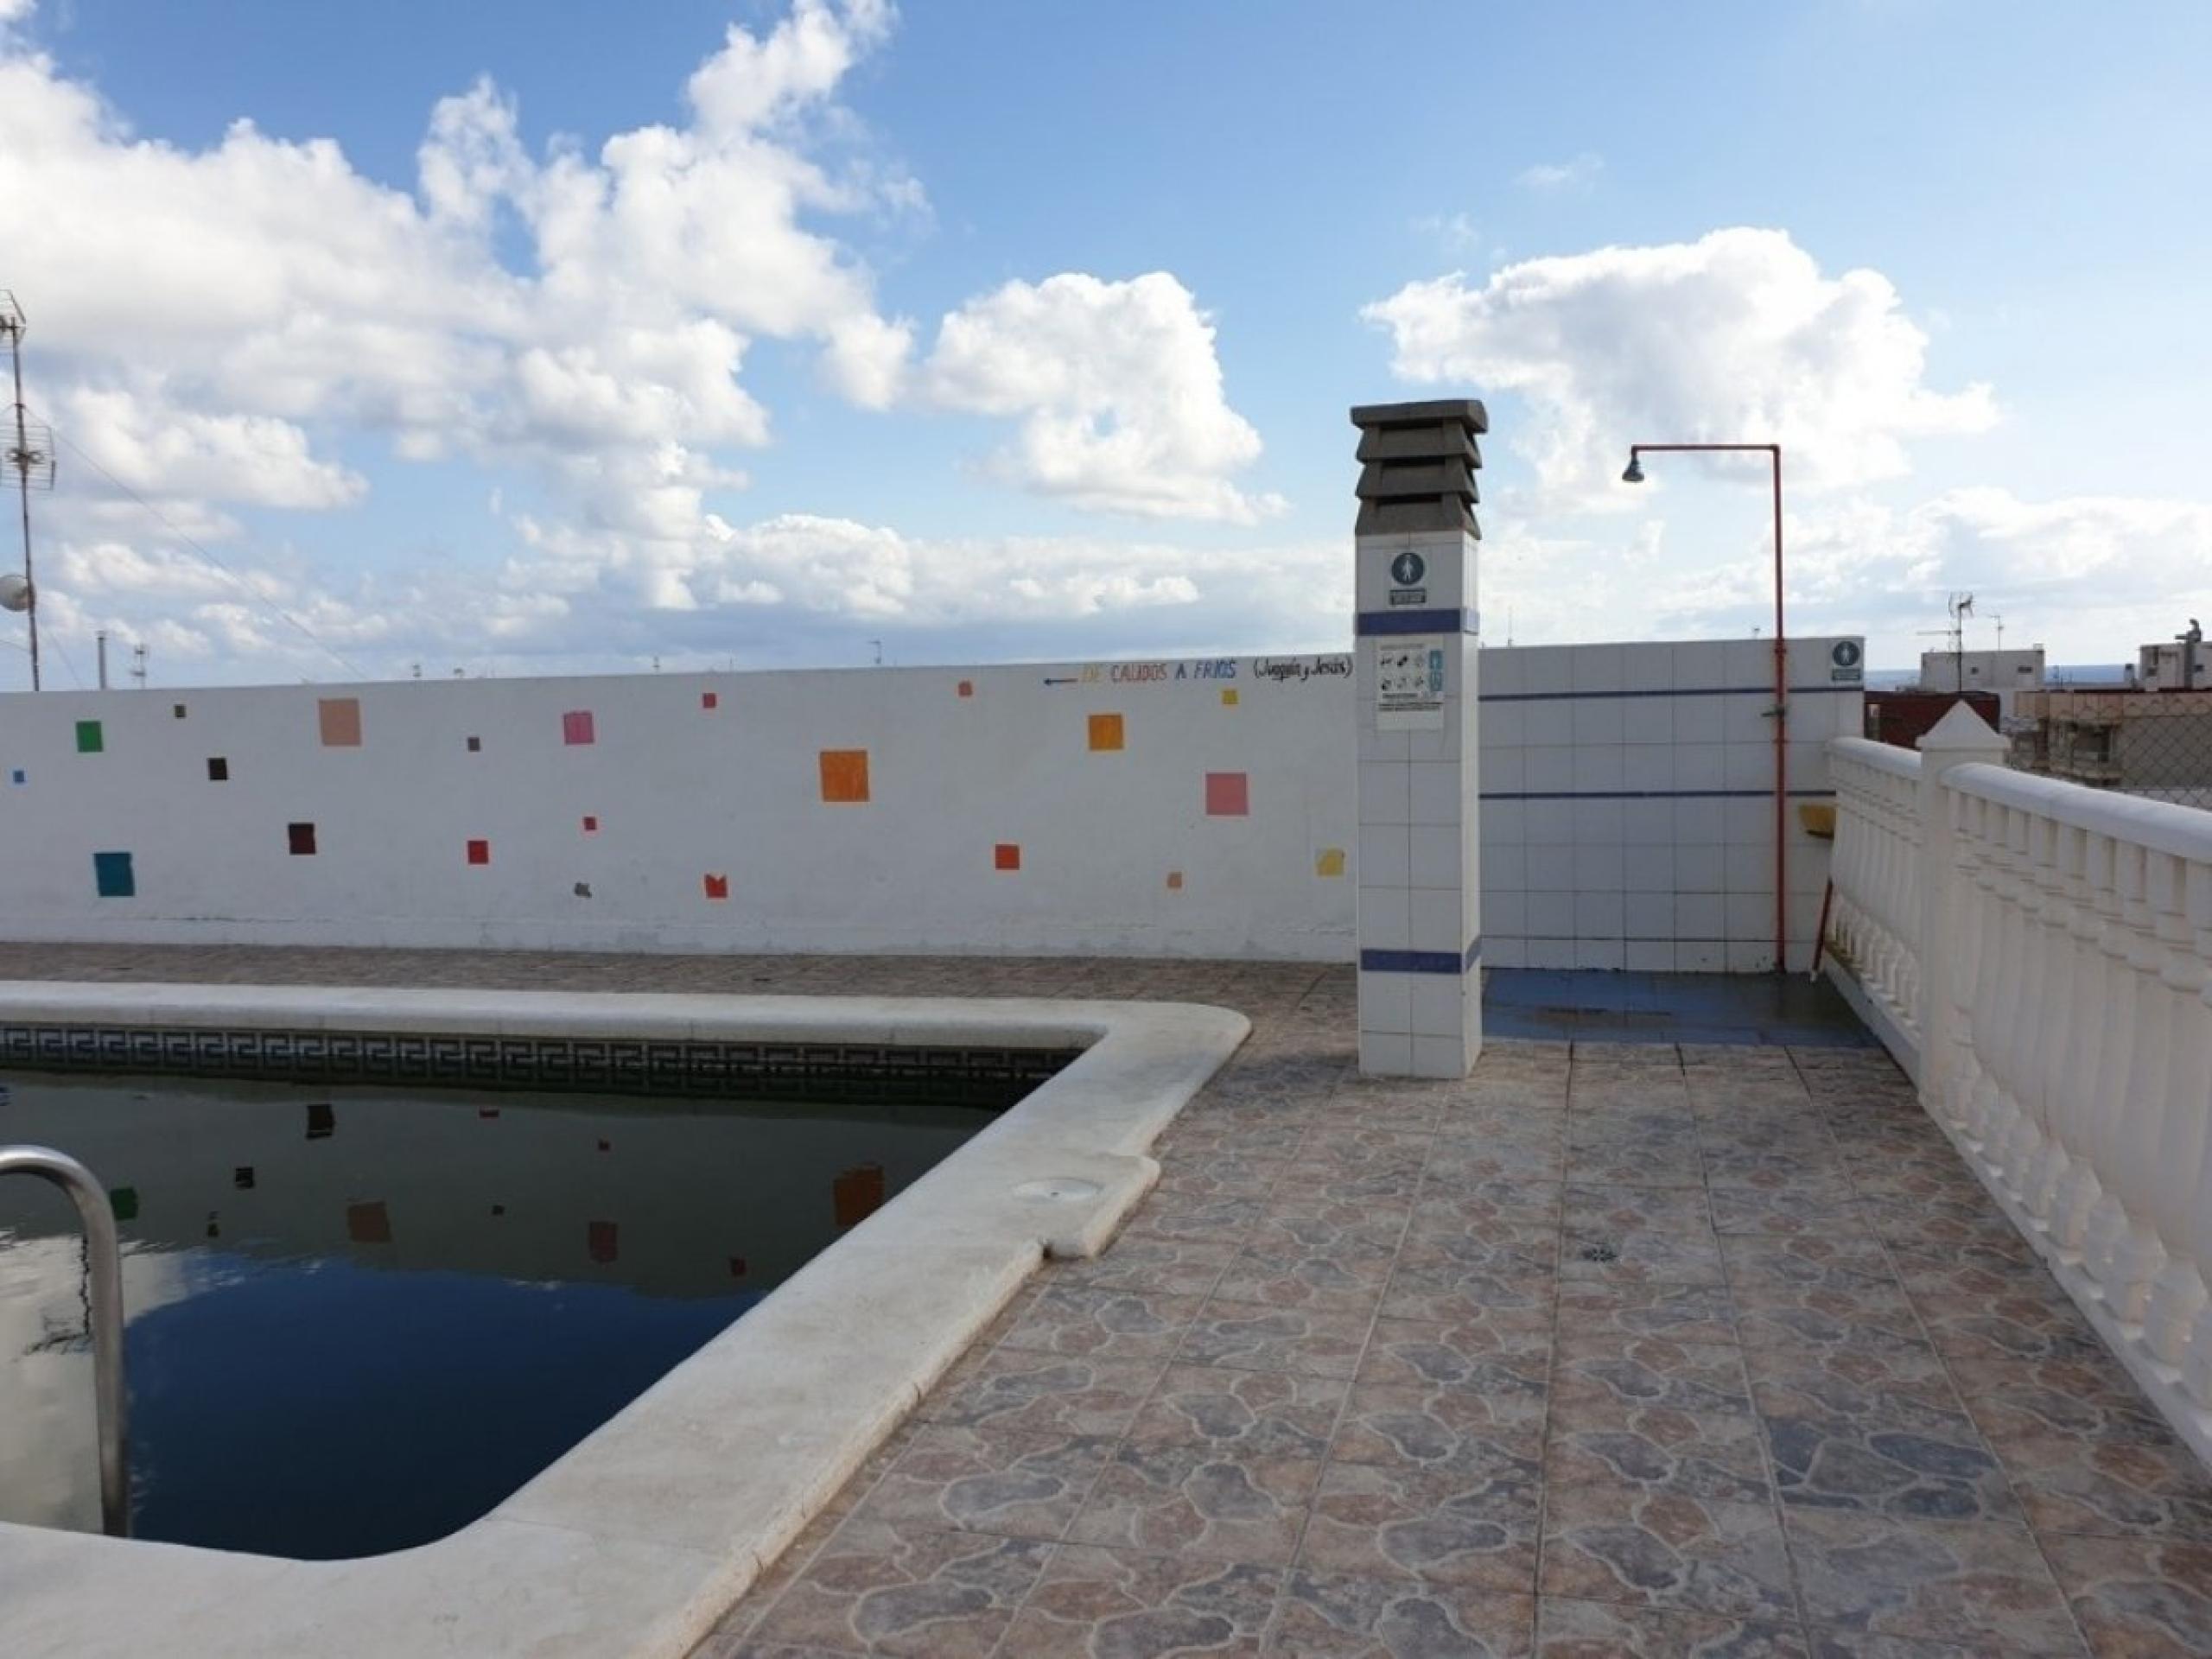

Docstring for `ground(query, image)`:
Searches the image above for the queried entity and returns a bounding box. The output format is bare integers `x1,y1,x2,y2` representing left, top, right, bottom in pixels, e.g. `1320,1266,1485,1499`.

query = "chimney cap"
1349,398,1489,433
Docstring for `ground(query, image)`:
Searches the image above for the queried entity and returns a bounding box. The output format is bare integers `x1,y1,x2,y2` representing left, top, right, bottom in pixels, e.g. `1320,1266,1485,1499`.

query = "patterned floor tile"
747,1518,1052,1656
922,1349,1164,1438
1908,1289,2109,1368
996,1286,1207,1362
1069,1440,1322,1565
1357,1315,1554,1404
1709,1185,1868,1237
1783,1508,2083,1656
1948,1354,2174,1444
1053,1236,1239,1299
1330,1381,1547,1478
1538,1481,1797,1621
1562,1185,1725,1285
1730,1284,1931,1357
1299,1460,1542,1592
2041,1533,2212,1657
1381,1258,1556,1326
849,1424,1111,1541
1262,1191,1416,1239
1426,1137,1570,1186
1535,1596,1810,1657
1554,1335,1755,1417
1719,1235,1899,1293
1216,1228,1401,1313
1547,1402,1773,1504
1397,1228,1560,1282
1275,1568,1536,1656
1182,1300,1374,1378
1126,1364,1350,1460
1000,1548,1281,1658
1122,1196,1270,1243
1406,1182,1566,1231
1984,1426,2212,1540
1554,1282,1738,1345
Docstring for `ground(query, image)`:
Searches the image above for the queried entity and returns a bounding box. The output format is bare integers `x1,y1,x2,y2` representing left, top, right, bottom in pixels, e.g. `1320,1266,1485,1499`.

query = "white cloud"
1363,227,1997,509
0,0,912,537
922,272,1283,524
1516,153,1603,193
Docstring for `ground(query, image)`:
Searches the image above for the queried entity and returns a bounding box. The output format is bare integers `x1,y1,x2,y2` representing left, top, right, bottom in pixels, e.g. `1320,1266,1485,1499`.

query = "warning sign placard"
1377,639,1447,730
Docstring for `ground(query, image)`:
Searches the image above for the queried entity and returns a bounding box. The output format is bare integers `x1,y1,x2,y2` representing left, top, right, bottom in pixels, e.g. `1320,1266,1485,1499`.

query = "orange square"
1088,712,1125,752
1166,871,1184,891
317,697,361,747
994,842,1020,871
702,873,729,900
819,749,870,803
957,680,974,698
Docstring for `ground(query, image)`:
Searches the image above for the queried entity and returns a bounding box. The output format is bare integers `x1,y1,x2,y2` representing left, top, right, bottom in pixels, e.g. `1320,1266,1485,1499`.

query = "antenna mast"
3,291,55,692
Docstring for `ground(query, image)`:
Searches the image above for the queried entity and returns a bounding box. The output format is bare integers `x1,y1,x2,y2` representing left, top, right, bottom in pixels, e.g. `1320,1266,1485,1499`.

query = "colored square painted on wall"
1087,712,1125,752
172,703,188,720
1315,848,1346,878
833,1164,886,1230
562,709,595,746
466,735,481,753
1166,871,1185,891
92,850,134,898
957,680,974,698
9,769,23,785
1205,771,1249,817
288,823,317,856
582,815,599,835
1221,688,1239,706
75,720,104,754
701,691,719,710
207,757,229,782
994,842,1021,872
346,1201,392,1244
318,698,362,747
702,873,729,900
588,1220,620,1264
818,749,870,803
109,1186,139,1222
466,839,491,866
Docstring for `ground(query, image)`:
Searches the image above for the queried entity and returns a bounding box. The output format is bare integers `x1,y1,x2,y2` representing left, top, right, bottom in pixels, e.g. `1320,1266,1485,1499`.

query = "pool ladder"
1,1145,130,1537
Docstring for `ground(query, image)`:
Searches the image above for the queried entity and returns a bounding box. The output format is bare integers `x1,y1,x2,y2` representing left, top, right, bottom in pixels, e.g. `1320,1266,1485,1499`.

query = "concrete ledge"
0,982,1249,1657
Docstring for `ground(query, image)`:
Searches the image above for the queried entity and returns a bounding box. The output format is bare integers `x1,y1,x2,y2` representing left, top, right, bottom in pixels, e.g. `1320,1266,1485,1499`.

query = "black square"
288,822,316,856
207,757,229,782
172,703,188,719
466,735,481,753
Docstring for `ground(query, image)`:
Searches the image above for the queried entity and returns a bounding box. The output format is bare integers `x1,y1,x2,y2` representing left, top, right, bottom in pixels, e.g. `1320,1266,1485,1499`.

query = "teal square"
92,850,134,898
75,721,104,754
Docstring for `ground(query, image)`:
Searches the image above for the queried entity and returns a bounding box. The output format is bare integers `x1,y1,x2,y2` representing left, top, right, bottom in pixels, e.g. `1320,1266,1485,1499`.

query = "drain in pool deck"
0,1073,997,1559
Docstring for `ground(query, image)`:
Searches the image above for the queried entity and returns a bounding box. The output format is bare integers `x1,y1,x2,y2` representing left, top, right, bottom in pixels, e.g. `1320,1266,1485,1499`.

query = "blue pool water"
0,1076,983,1558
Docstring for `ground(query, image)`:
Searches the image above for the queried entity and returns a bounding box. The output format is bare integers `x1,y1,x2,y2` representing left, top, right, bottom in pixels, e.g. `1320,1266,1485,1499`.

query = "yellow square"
1315,848,1346,878
1087,712,1125,752
1221,688,1239,706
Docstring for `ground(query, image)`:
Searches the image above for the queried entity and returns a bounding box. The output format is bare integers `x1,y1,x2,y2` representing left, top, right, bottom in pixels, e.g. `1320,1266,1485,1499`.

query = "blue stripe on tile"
1356,607,1476,636
1478,788,1837,801
1360,938,1482,976
1478,683,1859,702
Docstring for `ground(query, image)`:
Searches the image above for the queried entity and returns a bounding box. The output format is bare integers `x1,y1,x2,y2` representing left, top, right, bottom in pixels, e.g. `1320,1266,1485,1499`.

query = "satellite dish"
0,573,29,614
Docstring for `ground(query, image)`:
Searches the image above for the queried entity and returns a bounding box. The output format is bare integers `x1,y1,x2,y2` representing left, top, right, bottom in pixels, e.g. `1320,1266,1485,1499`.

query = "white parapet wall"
0,642,1853,966
1824,707,2212,1467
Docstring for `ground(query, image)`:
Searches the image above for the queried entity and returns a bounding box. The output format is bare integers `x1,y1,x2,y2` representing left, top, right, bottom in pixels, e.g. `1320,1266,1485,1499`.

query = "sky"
0,0,2207,689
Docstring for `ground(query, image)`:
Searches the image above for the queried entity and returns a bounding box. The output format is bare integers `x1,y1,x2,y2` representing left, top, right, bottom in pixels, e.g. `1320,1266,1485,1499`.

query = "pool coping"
0,982,1249,1658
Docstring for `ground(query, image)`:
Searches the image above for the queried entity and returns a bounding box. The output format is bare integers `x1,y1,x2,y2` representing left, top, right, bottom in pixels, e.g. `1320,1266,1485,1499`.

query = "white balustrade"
1821,709,2212,1465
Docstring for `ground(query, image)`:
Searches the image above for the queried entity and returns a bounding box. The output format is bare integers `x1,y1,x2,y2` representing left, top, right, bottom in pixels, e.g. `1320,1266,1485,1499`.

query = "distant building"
1914,647,2046,721
2137,633,2211,691
2011,685,2212,805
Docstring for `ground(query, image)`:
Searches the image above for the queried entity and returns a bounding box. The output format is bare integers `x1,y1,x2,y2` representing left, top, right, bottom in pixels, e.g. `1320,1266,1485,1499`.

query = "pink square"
1205,772,1249,817
701,691,718,710
562,710,595,746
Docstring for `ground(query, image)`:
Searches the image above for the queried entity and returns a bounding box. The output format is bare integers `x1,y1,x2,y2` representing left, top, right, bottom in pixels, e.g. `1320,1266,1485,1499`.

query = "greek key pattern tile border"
0,1023,1074,1107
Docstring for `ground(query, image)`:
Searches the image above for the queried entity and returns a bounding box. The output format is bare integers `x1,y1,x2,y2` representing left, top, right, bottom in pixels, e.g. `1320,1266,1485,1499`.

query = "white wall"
0,640,1856,967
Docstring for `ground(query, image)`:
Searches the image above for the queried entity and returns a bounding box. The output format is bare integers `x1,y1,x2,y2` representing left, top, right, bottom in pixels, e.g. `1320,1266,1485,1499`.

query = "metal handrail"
1,1145,130,1536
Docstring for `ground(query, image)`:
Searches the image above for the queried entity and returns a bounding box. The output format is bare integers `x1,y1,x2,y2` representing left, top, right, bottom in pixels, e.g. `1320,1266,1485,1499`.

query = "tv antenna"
3,291,56,691
1916,593,1974,691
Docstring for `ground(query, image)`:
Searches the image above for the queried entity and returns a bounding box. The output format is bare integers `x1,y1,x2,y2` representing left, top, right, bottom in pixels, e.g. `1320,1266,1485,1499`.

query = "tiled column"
1351,399,1486,1077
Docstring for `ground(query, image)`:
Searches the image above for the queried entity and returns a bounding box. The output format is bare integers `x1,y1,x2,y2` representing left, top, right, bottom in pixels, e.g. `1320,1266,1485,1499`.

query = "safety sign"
1377,639,1447,730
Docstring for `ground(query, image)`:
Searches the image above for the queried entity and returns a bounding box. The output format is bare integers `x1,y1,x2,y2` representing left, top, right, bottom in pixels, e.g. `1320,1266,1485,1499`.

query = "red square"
957,680,974,698
587,1220,619,1264
582,815,598,834
703,873,729,899
1205,772,1249,817
994,842,1020,871
562,709,595,746
701,691,718,709
466,839,490,865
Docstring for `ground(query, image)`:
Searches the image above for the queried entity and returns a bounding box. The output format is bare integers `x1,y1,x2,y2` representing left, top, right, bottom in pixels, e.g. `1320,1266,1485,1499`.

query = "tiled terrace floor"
2,945,2206,1656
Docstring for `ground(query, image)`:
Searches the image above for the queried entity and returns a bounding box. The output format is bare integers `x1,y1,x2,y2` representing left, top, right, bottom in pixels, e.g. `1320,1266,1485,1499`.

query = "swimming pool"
0,1075,986,1557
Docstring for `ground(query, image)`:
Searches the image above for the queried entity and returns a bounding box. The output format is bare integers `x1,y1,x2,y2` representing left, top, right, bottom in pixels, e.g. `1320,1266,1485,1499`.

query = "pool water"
0,1074,986,1558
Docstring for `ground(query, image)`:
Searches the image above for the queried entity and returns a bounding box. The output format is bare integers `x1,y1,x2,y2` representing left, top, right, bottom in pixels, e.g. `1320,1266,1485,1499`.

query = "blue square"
92,850,135,898
8,769,22,785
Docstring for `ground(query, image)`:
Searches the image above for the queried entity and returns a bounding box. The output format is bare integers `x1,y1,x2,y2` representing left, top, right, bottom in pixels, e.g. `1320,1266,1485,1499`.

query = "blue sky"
2,0,2207,686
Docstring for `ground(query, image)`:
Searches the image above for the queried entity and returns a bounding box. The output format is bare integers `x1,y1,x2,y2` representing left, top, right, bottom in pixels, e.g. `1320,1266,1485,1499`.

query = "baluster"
1961,795,2010,1150
2177,858,2212,1409
1935,790,1986,1136
2049,830,2120,1256
1984,805,2038,1190
2139,850,2209,1366
2022,816,2079,1227
2085,841,2175,1325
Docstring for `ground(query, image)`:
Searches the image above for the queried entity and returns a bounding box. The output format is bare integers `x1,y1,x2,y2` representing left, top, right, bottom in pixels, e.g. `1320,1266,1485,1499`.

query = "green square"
93,850,135,898
75,720,104,754
110,1186,139,1222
